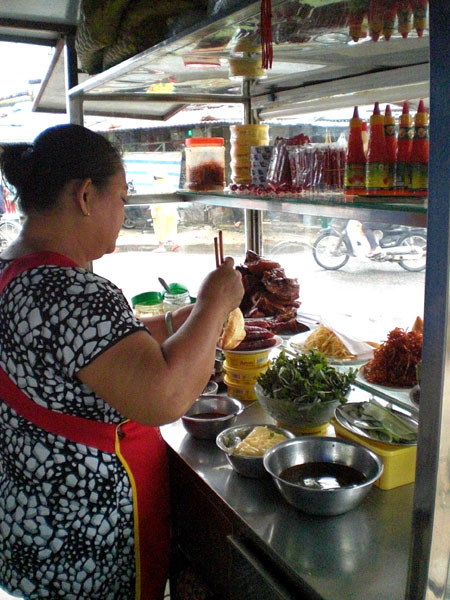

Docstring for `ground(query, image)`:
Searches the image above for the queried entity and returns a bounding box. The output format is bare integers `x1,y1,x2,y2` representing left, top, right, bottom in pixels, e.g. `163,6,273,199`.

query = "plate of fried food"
217,307,283,353
289,323,375,365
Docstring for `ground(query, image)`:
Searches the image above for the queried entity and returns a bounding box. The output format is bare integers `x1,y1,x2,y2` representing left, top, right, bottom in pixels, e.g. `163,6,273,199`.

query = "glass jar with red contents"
185,137,225,191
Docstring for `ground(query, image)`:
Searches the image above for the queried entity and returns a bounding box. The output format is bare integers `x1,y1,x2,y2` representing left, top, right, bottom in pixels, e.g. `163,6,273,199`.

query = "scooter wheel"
398,234,427,272
312,231,351,270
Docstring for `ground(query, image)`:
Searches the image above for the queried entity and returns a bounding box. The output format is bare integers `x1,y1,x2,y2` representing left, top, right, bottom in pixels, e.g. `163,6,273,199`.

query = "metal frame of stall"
8,1,446,596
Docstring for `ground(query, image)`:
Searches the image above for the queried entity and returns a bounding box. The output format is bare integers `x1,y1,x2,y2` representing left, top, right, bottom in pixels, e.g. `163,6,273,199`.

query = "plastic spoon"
158,277,171,293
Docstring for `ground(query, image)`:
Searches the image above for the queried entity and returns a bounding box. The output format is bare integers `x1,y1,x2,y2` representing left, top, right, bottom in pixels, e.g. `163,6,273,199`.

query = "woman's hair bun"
0,143,34,191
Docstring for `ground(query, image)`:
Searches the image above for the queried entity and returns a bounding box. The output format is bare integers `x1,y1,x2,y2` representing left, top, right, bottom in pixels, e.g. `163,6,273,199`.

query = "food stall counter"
162,401,414,600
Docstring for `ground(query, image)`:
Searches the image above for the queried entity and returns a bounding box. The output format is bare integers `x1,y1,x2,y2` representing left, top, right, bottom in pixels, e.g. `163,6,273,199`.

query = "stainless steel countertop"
162,399,413,600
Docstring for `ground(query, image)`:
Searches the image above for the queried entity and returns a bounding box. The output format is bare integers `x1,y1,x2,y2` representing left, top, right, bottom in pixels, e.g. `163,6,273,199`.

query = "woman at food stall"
0,124,244,600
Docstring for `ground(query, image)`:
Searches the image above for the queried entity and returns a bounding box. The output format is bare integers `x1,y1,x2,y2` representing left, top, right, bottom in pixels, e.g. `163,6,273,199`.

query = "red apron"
0,251,170,600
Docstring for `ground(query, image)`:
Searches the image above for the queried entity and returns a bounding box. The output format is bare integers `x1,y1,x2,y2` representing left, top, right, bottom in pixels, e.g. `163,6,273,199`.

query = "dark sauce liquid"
280,462,366,490
192,412,228,419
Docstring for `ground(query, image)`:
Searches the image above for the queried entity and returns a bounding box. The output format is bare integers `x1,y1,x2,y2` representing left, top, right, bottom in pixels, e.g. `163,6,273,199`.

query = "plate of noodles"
289,325,374,366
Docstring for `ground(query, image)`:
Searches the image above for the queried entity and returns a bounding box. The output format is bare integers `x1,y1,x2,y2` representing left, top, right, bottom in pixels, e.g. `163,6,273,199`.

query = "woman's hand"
196,256,244,318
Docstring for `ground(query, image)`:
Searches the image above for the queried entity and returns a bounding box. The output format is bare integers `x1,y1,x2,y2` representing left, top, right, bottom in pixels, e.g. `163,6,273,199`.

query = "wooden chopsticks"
214,230,224,267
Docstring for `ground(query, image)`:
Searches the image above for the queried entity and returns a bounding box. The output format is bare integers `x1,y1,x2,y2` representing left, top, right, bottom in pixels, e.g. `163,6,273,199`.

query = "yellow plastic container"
332,419,417,490
223,360,269,385
224,376,257,402
223,348,271,369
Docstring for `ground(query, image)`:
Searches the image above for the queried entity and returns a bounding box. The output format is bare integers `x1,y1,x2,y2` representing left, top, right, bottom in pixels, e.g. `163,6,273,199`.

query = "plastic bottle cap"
165,283,189,295
131,291,163,307
185,137,224,147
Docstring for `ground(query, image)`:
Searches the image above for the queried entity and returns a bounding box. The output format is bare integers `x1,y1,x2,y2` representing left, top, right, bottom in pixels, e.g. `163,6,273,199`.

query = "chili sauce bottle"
344,106,366,194
397,0,413,39
366,102,390,193
368,0,384,42
361,120,369,156
348,0,370,42
382,2,397,40
394,102,413,191
384,105,397,191
409,100,429,194
410,0,428,37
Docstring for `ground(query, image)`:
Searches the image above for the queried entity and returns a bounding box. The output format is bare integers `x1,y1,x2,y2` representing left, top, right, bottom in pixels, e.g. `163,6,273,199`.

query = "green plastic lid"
131,291,163,307
164,282,189,296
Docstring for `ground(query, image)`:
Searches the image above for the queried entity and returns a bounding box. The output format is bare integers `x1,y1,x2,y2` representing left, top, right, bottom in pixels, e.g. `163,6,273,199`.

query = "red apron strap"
0,366,116,453
0,251,79,293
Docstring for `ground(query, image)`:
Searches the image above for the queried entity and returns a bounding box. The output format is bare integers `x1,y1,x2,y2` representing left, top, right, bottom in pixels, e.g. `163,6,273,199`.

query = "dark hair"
0,124,123,214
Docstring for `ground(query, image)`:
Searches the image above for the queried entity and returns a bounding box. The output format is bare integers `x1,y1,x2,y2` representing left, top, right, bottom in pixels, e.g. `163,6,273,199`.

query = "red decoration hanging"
261,0,273,70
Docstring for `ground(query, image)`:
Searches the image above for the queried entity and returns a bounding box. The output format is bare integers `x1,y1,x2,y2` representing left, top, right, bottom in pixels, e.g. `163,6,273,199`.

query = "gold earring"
85,212,90,217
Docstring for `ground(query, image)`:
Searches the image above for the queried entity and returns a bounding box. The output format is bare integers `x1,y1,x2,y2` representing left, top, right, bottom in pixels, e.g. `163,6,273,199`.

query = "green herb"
352,400,417,444
257,350,356,406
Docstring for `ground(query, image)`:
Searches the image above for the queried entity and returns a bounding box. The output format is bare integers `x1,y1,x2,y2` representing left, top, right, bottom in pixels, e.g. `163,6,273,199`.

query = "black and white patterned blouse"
0,260,146,599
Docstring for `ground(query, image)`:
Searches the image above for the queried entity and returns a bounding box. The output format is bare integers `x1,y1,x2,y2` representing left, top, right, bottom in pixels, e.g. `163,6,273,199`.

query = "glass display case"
65,3,449,599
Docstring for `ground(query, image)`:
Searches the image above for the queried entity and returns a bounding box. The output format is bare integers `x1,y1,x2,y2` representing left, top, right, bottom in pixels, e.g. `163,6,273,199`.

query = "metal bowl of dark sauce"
182,395,244,439
263,437,383,516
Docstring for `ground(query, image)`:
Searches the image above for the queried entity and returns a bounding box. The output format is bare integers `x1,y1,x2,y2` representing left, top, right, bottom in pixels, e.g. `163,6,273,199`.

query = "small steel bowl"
182,395,244,440
203,380,219,395
216,424,296,479
263,437,383,516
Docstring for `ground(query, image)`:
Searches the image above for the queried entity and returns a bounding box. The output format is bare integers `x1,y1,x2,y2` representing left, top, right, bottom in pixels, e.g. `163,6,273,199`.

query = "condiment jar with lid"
185,137,225,192
162,283,191,312
131,292,164,317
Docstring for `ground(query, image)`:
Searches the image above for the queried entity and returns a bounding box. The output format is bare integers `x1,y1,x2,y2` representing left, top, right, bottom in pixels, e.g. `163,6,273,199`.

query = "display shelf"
176,190,427,227
61,0,428,120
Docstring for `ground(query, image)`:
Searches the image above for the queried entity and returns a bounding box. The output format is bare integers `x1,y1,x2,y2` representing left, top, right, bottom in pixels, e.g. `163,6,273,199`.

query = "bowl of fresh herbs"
255,350,356,433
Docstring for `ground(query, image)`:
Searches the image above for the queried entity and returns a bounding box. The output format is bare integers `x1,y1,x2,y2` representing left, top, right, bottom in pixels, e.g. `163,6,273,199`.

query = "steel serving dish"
263,436,383,516
182,395,244,440
216,423,296,478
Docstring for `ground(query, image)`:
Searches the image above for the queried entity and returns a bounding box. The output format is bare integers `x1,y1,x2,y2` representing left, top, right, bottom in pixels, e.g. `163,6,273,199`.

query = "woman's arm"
139,303,194,344
77,258,243,426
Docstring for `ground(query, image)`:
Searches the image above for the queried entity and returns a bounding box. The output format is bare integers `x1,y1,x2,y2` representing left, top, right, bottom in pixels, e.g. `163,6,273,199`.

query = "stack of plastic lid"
230,124,270,185
222,347,271,402
251,145,273,186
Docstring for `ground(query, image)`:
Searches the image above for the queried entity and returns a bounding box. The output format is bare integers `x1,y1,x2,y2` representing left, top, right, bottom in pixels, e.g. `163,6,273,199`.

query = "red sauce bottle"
366,102,390,193
410,0,428,37
397,0,413,39
348,0,370,42
344,106,366,194
394,102,413,191
384,105,397,191
409,100,429,194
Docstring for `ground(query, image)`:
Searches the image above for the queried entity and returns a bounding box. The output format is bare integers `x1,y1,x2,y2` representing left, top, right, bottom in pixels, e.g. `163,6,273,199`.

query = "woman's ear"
74,178,93,217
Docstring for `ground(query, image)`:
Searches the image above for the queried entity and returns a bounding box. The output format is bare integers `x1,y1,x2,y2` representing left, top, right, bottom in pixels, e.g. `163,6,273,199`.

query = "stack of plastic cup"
230,125,270,185
251,145,273,186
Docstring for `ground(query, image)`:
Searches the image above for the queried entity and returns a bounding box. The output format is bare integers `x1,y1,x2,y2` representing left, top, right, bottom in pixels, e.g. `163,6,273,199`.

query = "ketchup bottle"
366,102,390,193
384,105,397,191
344,106,366,194
394,101,413,191
409,99,429,194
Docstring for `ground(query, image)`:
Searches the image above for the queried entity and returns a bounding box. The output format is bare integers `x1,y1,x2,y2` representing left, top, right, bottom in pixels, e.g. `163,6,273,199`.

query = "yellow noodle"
234,426,288,457
302,324,355,359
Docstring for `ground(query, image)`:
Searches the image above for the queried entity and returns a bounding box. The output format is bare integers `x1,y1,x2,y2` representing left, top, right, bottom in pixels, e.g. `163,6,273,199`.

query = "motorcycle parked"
312,219,427,271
